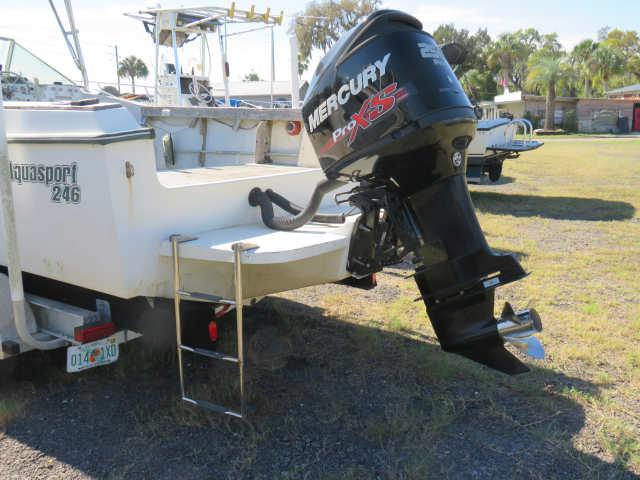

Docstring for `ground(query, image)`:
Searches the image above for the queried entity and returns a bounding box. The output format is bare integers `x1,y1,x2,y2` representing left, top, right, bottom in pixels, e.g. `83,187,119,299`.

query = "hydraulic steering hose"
264,188,345,224
249,178,346,231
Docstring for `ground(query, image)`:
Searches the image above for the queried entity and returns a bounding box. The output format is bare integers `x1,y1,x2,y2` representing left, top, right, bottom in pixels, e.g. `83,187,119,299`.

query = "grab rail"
509,118,534,140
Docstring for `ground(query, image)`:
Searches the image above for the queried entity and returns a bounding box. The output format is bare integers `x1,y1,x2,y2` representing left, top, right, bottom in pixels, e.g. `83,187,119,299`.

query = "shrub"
562,109,578,132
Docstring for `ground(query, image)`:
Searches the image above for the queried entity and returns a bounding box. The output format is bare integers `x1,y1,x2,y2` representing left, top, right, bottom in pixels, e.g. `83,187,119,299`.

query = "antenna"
48,0,89,89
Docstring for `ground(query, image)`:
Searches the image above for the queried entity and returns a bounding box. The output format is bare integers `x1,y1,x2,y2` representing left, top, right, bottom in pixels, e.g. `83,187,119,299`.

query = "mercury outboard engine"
249,10,543,374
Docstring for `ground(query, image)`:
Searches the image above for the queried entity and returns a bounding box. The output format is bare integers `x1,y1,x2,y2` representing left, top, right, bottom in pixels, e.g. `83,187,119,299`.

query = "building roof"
606,84,640,95
521,94,578,102
493,91,523,103
491,90,579,104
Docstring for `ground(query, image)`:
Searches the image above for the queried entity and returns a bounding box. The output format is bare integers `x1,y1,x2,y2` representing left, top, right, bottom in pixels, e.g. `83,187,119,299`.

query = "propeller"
497,302,545,360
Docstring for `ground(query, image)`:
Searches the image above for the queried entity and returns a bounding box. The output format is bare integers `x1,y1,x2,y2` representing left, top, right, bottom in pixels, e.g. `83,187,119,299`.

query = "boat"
0,6,545,417
466,116,543,183
0,37,85,102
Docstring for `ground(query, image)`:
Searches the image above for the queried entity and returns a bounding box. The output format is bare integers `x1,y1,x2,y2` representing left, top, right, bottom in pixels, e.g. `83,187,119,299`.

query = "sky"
2,0,639,91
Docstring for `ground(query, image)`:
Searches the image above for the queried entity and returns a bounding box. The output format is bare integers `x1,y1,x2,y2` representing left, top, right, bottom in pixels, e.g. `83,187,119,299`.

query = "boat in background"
466,116,543,183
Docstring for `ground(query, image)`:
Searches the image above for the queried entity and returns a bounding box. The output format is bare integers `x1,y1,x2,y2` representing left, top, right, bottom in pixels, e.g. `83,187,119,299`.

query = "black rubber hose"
248,178,345,231
265,188,345,224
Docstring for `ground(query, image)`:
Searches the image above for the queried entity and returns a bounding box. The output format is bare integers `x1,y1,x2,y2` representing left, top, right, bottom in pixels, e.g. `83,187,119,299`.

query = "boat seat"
159,219,357,265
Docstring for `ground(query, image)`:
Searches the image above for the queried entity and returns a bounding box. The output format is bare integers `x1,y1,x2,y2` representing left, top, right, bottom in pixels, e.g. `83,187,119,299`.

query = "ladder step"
172,235,249,418
180,344,238,363
177,290,235,305
182,397,242,418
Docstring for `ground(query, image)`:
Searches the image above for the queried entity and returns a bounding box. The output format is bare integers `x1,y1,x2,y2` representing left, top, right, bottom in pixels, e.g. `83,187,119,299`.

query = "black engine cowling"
302,10,475,179
255,10,537,374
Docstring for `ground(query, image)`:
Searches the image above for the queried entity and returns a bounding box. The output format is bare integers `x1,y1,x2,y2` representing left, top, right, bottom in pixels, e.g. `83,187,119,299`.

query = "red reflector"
74,322,116,343
208,321,218,342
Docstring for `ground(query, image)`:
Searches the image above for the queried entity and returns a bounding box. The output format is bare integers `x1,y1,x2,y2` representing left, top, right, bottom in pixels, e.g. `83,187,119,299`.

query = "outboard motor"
250,10,543,374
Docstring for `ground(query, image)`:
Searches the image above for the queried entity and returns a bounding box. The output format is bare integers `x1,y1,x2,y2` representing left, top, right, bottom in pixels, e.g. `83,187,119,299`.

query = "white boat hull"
1,101,355,301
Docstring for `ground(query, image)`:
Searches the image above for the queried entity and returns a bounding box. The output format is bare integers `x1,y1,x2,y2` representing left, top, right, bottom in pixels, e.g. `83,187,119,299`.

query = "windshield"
0,38,10,71
1,38,74,85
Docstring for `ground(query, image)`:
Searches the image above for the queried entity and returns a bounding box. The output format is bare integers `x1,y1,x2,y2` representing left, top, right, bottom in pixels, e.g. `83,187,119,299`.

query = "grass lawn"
0,137,638,479
474,138,640,471
277,137,640,477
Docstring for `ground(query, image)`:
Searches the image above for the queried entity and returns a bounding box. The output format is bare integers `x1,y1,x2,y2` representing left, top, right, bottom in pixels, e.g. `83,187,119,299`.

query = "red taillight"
208,320,218,342
74,322,116,343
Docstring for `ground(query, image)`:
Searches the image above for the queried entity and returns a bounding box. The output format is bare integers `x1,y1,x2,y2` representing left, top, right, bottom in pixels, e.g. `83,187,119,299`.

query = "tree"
487,33,522,92
117,56,149,94
597,26,611,41
432,25,491,72
431,24,496,101
487,29,541,92
101,85,120,97
571,39,599,97
601,29,640,58
291,0,379,73
460,68,496,102
601,29,640,82
539,33,562,55
629,56,640,82
243,71,261,82
526,51,567,130
592,45,624,92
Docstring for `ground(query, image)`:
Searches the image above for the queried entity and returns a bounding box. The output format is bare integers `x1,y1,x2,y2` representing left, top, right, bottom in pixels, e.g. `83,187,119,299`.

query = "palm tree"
117,56,149,94
460,68,483,101
539,33,563,55
460,68,496,102
292,0,379,73
571,39,599,97
487,33,522,92
487,29,542,92
243,71,261,82
527,51,567,130
592,45,624,93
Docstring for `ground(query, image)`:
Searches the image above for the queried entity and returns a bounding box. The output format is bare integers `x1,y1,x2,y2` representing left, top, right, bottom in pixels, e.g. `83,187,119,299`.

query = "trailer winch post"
0,88,65,351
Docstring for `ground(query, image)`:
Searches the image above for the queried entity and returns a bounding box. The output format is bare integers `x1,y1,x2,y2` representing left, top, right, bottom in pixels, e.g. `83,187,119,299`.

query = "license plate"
66,335,119,373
